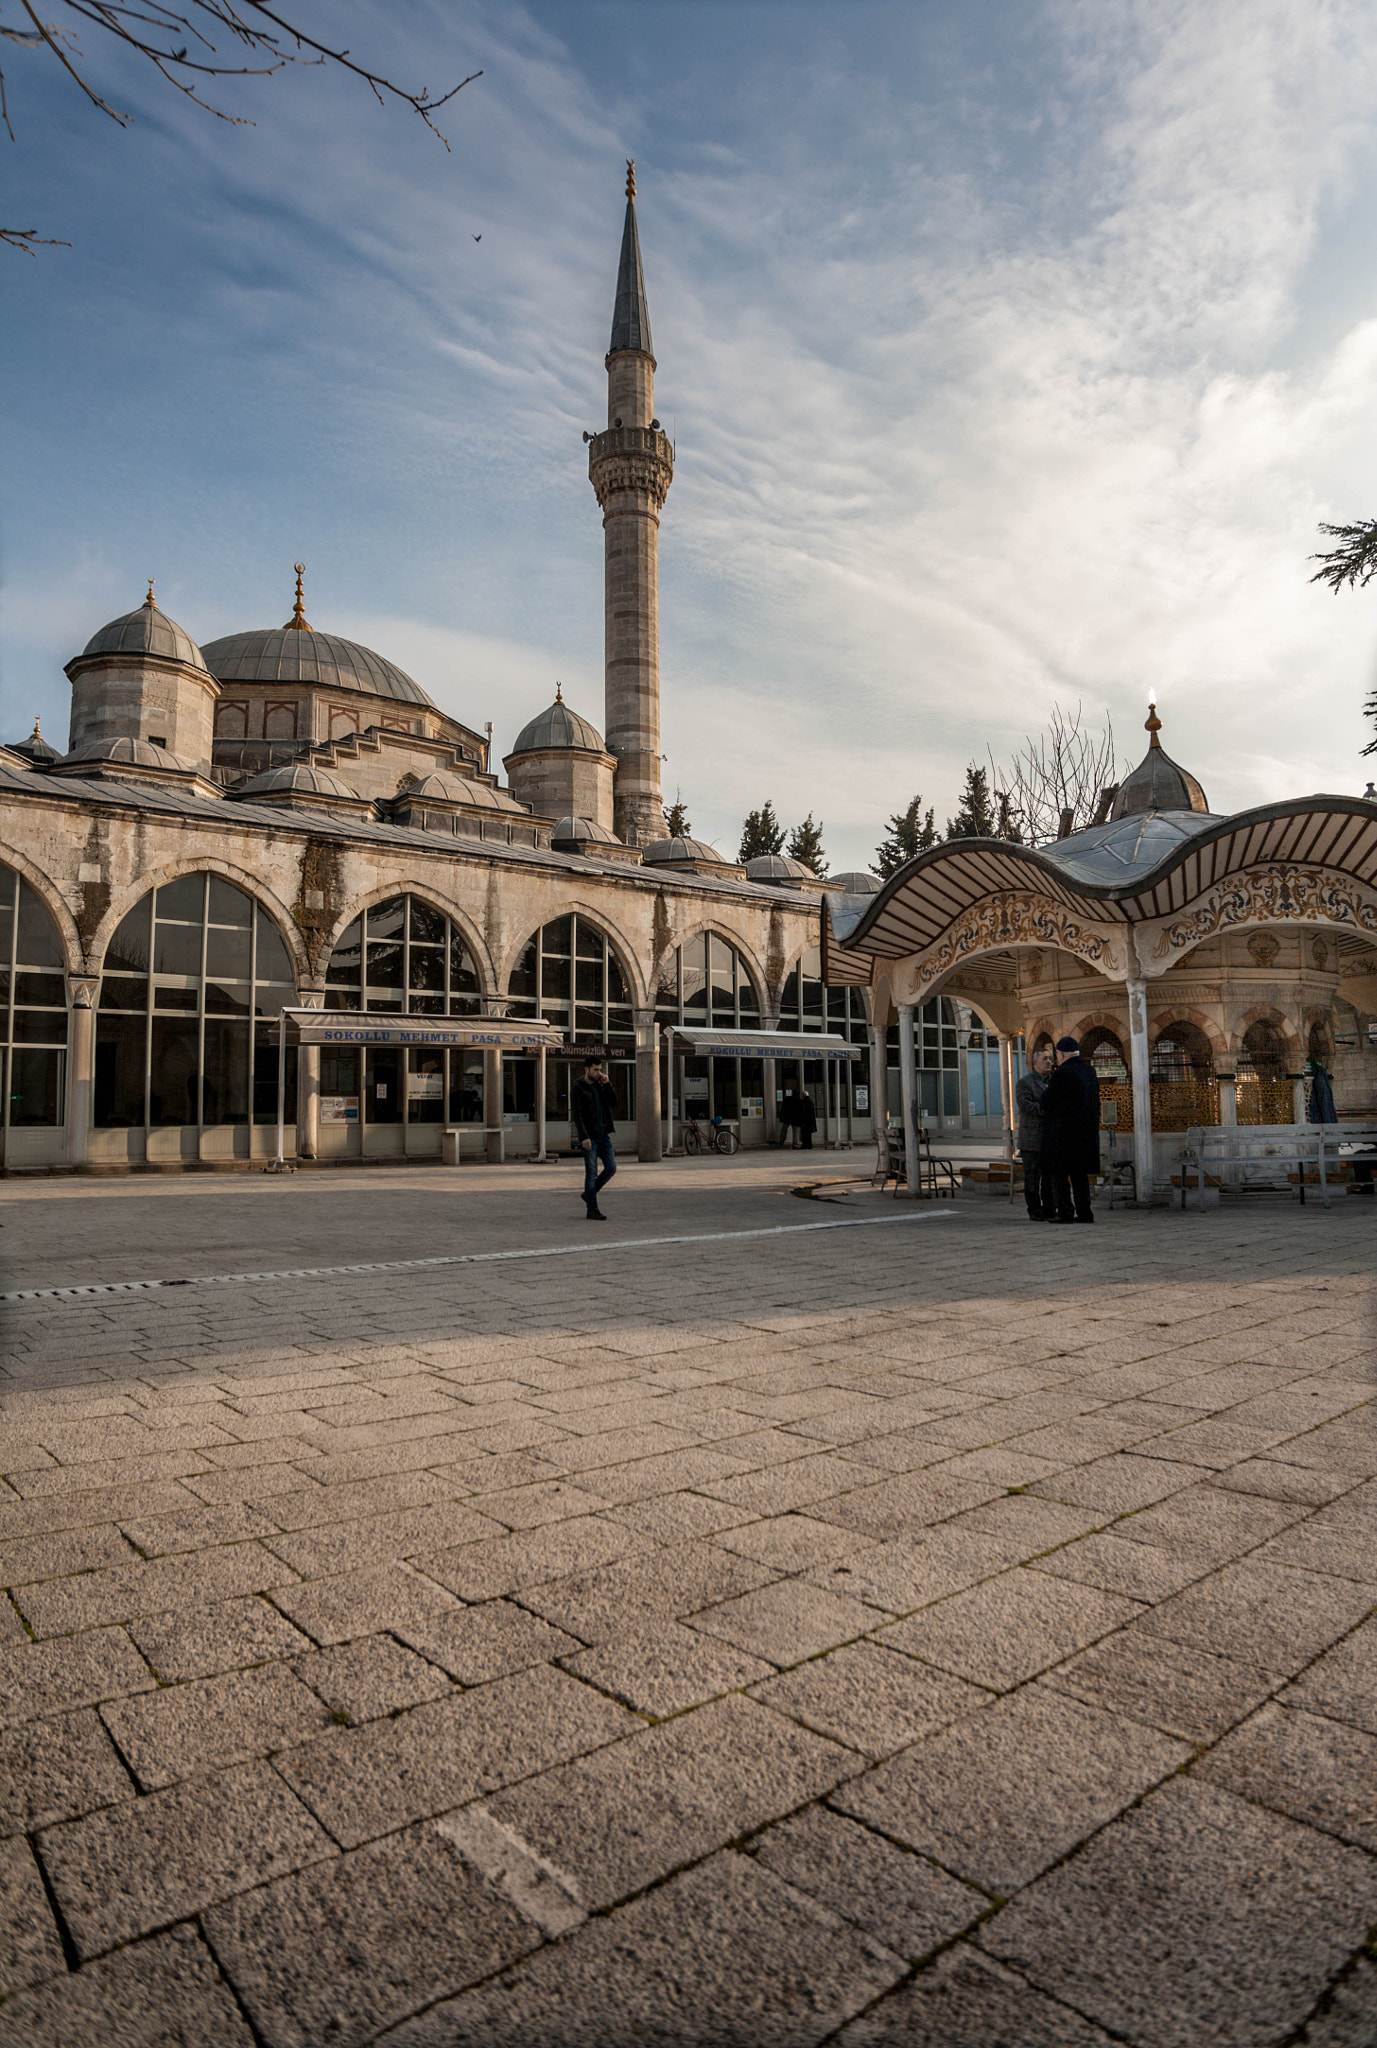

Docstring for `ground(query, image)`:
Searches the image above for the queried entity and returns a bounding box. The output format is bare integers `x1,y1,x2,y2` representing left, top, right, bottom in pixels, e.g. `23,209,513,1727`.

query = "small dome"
642,834,726,865
744,853,816,883
63,737,195,771
1109,706,1208,820
202,629,432,709
553,815,621,845
77,590,208,673
405,772,527,813
10,718,60,766
509,689,606,756
236,762,363,801
829,870,881,893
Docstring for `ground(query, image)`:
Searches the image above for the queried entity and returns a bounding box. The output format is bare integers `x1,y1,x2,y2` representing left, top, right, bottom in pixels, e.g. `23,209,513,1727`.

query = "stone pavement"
0,1156,1373,2046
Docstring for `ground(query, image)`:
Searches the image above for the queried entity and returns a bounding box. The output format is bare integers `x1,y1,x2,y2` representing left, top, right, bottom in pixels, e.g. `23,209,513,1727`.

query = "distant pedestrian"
1042,1036,1101,1224
795,1087,817,1150
1015,1047,1055,1220
571,1056,618,1221
777,1088,797,1147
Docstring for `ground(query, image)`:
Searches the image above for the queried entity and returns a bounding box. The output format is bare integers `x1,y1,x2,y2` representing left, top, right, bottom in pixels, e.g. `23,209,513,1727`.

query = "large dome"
78,596,208,673
201,629,433,709
509,692,606,755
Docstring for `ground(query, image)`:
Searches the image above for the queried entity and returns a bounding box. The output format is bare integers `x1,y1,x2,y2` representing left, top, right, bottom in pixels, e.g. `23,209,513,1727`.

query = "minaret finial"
555,681,563,703
284,562,313,633
144,578,157,610
1145,699,1162,749
626,158,636,201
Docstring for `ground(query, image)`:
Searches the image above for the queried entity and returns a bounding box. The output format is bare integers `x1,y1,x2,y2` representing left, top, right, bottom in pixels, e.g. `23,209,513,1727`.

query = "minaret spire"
588,164,673,845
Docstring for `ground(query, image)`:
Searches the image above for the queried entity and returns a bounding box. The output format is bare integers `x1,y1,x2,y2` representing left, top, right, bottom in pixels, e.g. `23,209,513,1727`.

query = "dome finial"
1145,698,1162,749
284,563,313,633
625,158,636,201
143,578,157,610
30,716,41,739
555,680,563,703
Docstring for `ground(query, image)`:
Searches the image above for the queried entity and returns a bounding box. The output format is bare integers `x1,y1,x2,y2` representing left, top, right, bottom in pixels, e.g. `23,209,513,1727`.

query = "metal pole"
536,1043,547,1162
898,1002,919,1198
274,1013,287,1169
666,1027,674,1154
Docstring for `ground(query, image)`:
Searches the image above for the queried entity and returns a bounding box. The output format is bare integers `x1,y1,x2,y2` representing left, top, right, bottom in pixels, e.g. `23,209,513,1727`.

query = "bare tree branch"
987,702,1122,846
1,222,71,248
1311,519,1377,593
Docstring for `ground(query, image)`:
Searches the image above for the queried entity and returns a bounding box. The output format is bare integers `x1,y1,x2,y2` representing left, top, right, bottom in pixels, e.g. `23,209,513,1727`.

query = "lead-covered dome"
63,737,195,771
77,593,208,673
404,772,528,813
744,853,817,885
235,762,363,802
553,815,621,845
202,628,433,709
509,690,606,756
1109,706,1208,820
830,871,881,893
642,835,727,865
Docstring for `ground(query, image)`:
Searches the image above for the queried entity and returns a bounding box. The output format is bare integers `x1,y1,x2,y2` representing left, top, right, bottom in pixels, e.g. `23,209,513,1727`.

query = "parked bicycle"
681,1113,739,1156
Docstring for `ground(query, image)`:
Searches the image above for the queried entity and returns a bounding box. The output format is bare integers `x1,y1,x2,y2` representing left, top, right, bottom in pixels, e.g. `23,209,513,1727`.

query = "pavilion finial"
143,578,157,610
30,717,42,739
1145,699,1162,749
283,563,313,633
625,158,636,201
555,680,563,703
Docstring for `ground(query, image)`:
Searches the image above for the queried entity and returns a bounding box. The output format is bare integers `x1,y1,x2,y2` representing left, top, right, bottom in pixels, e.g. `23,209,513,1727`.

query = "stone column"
869,1021,890,1179
1290,1072,1308,1124
484,1050,503,1162
997,1034,1014,1197
66,976,99,1170
898,1002,920,1197
763,1057,778,1146
1217,1072,1237,1126
635,1011,662,1162
1127,977,1154,1202
296,984,325,1161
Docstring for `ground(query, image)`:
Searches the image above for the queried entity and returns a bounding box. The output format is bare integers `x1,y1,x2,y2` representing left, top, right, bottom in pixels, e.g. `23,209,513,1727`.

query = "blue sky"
5,0,1377,871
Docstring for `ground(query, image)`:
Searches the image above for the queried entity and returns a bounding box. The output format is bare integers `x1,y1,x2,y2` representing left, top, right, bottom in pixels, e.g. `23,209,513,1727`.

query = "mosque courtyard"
0,1154,1372,2046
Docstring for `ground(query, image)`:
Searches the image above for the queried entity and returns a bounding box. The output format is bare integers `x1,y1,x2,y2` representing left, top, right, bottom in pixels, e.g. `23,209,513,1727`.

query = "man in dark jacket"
1014,1047,1054,1220
1042,1036,1101,1224
570,1057,618,1220
795,1088,817,1150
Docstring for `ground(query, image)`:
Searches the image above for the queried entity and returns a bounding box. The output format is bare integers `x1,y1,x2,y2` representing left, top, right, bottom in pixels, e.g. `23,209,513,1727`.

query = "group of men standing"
1015,1039,1102,1224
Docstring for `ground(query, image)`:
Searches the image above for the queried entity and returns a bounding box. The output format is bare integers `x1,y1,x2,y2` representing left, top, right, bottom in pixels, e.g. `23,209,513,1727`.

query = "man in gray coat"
1015,1047,1054,1221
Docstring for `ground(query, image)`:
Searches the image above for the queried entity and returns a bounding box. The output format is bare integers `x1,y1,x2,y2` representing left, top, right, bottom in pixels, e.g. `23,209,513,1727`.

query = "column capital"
67,976,100,1009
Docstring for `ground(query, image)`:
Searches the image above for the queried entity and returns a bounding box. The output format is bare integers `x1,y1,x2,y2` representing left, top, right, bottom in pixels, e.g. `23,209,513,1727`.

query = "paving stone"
414,1515,642,1601
1045,1630,1281,1743
689,1578,884,1666
0,1706,133,1836
0,1833,65,1996
206,1820,538,2048
1215,1460,1361,1506
118,1501,280,1556
0,1522,137,1585
806,1468,1003,1537
837,1944,1118,2046
261,1472,455,1532
751,1639,991,1758
0,1626,155,1729
1253,1516,1377,1585
945,1493,1107,1556
712,1512,882,1572
877,1569,1140,1691
398,1600,582,1685
517,1543,774,1643
268,1560,462,1647
981,1776,1377,2048
1115,1483,1307,1563
295,1634,453,1722
485,1694,862,1908
1283,1617,1377,1735
376,1851,903,2048
129,1592,314,1682
101,1661,334,1789
262,1498,507,1578
1195,1701,1377,1850
563,1619,773,1716
38,1759,336,1959
806,1526,1016,1614
0,1924,256,2046
749,1804,986,1958
834,1688,1188,1894
1297,1955,1377,2046
1032,1530,1218,1601
604,1492,757,1542
1135,1561,1377,1674
275,1663,637,1849
12,1541,295,1637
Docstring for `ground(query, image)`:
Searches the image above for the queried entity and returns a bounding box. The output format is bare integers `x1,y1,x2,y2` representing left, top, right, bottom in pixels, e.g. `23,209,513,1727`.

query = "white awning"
282,1010,563,1051
669,1026,860,1061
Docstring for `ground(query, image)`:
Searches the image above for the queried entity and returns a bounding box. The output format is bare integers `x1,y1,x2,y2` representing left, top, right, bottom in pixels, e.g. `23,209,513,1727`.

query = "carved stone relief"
1154,868,1377,962
1247,933,1279,967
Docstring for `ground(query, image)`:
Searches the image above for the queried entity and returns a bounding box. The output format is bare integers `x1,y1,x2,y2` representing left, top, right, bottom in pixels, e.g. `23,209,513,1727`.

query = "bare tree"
3,0,480,252
987,702,1122,846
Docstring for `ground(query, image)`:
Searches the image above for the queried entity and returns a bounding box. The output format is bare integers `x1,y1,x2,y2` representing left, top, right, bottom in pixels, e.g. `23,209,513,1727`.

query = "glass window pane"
542,916,572,957
449,935,480,1001
607,952,629,1004
155,874,205,923
15,972,65,1009
153,923,202,977
202,1018,249,1124
12,1008,68,1044
254,984,293,1020
9,1045,64,1126
367,897,406,942
407,1049,446,1123
104,900,152,976
503,1054,536,1119
575,1006,605,1041
448,1050,483,1123
252,1024,297,1123
150,1016,200,1125
365,1047,403,1122
0,867,13,919
206,925,250,980
409,946,445,993
207,877,252,928
16,884,64,969
99,975,146,1012
508,939,537,1001
575,958,604,1004
409,899,446,945
256,910,294,986
320,1046,359,1096
739,977,760,1020
205,983,250,1017
95,1013,145,1126
153,986,199,1012
326,919,362,988
575,921,603,961
542,954,570,1002
366,941,403,989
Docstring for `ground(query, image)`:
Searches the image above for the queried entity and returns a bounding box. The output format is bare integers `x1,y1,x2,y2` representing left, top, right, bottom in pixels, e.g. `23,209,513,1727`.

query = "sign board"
563,1042,610,1061
855,1085,869,1112
671,1026,859,1061
282,1010,561,1051
320,1096,358,1124
408,1072,444,1102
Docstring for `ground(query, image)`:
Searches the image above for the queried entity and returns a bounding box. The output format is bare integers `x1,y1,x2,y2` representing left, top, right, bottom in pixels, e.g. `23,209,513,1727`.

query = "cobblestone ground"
0,1157,1373,2047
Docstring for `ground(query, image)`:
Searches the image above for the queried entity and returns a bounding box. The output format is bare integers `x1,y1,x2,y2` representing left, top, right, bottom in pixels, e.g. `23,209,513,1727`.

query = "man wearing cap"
1041,1036,1101,1224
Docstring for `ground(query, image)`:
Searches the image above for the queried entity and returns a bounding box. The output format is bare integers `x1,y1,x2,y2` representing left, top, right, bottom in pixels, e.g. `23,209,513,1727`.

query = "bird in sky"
473,234,482,242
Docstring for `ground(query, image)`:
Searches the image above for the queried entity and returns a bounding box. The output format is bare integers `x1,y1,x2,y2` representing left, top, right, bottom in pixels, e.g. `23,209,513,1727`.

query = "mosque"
2,171,1375,1188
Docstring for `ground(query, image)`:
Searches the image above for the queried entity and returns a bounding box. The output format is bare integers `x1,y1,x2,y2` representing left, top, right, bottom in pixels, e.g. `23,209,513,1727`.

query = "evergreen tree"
786,812,827,874
663,795,692,838
738,801,786,862
873,794,937,878
946,765,1014,841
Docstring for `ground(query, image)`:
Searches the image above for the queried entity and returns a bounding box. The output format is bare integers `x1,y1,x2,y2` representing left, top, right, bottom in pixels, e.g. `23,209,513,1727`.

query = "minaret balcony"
588,426,674,512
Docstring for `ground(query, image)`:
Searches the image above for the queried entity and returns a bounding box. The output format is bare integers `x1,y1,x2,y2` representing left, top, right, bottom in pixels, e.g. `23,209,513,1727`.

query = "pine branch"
1311,520,1377,593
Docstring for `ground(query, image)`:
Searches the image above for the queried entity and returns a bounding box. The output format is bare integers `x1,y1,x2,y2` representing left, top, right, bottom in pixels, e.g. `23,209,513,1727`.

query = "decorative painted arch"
321,881,498,999
1151,866,1377,963
1150,1007,1228,1062
88,857,309,985
0,842,86,977
1069,1009,1131,1048
894,899,1126,1003
655,919,768,1017
1231,1003,1303,1065
501,902,647,1012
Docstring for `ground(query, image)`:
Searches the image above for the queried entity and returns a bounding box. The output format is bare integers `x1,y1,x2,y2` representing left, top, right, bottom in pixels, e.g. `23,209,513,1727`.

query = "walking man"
1014,1046,1054,1220
1042,1036,1101,1224
571,1055,618,1221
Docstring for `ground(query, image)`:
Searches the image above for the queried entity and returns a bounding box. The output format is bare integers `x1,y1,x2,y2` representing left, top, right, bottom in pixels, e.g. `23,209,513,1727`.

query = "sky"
4,0,1377,874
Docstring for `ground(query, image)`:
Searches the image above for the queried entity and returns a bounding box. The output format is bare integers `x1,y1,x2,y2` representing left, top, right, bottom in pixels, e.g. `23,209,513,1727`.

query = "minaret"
587,161,674,844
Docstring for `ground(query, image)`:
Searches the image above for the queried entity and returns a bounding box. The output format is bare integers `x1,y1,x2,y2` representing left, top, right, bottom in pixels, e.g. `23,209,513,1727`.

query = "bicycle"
681,1114,739,1156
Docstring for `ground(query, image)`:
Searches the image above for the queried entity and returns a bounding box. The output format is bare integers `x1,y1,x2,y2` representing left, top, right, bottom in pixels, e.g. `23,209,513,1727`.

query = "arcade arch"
0,860,69,1139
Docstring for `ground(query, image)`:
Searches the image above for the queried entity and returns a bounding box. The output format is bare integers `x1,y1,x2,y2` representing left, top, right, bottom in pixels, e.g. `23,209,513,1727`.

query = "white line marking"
0,1209,958,1304
436,1806,586,1937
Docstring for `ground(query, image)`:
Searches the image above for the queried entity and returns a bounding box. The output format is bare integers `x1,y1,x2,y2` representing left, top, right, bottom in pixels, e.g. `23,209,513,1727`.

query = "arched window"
324,895,484,1127
1149,1020,1216,1131
1081,1027,1127,1080
1239,1019,1290,1125
1150,1021,1214,1081
656,932,762,1124
0,865,68,1130
507,914,636,1124
95,875,296,1128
